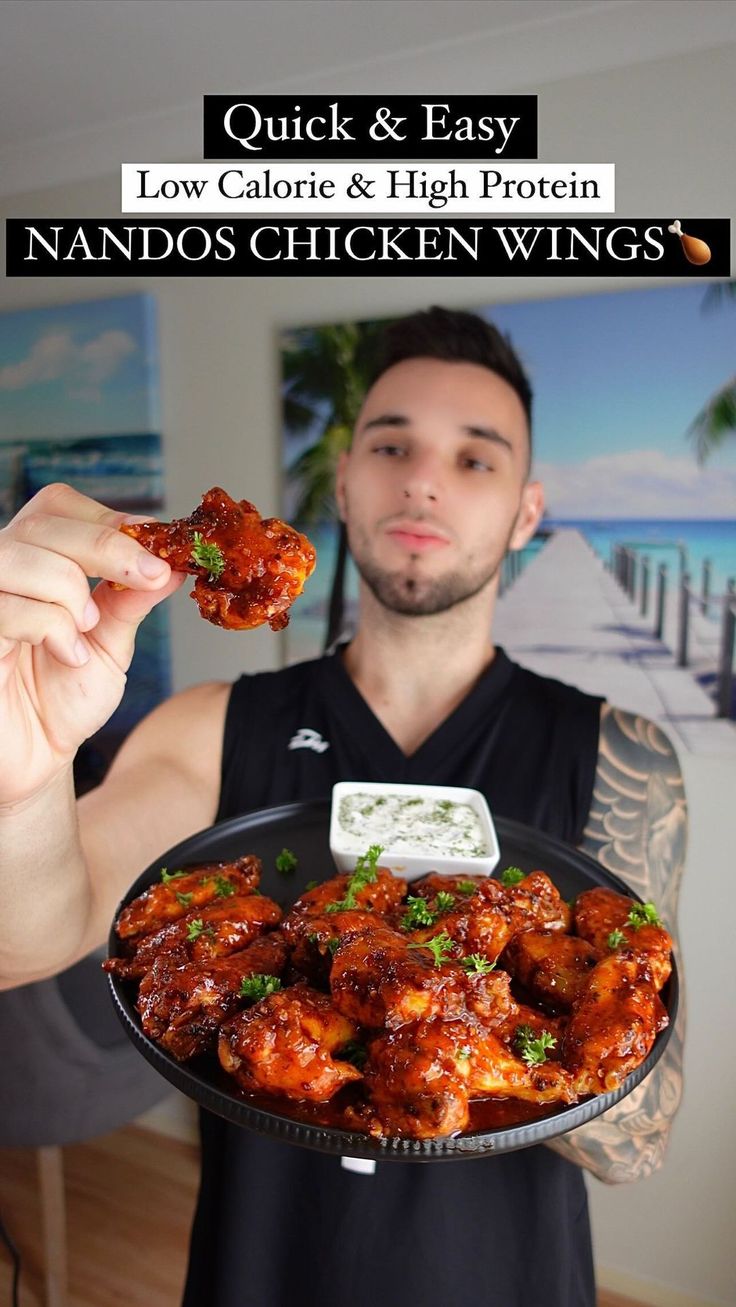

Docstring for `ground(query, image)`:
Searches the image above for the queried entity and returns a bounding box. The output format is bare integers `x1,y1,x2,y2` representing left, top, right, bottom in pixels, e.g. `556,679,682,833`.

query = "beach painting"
280,285,735,753
0,293,169,786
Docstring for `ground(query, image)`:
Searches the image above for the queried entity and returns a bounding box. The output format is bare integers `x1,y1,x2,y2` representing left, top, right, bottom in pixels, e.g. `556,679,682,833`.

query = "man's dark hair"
368,305,533,433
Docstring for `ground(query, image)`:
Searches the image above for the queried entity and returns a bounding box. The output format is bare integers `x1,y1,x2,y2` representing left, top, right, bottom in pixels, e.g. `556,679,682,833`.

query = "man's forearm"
0,766,93,987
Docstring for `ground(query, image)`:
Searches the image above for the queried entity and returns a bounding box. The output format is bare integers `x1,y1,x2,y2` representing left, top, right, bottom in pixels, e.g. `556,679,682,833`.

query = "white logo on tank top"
288,727,330,754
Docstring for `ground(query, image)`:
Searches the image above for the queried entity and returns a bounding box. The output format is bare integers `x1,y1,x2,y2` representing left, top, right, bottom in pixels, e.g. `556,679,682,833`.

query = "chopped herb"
186,918,205,941
461,953,496,975
326,845,384,912
627,901,662,930
514,1024,557,1065
239,973,282,1002
190,531,225,581
326,936,340,956
175,891,193,908
434,890,456,914
336,1040,367,1069
213,875,236,898
457,880,477,896
408,931,454,968
402,895,436,929
500,866,525,887
160,867,187,884
304,879,318,892
456,1046,472,1061
437,800,453,813
607,928,626,950
275,848,298,876
307,932,320,946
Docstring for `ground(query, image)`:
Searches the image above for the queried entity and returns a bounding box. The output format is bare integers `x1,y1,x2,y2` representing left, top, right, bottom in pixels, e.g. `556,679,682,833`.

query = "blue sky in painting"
0,293,159,439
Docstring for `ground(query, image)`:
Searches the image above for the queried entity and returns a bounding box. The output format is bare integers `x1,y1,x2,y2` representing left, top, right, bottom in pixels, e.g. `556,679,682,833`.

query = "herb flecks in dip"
337,794,488,859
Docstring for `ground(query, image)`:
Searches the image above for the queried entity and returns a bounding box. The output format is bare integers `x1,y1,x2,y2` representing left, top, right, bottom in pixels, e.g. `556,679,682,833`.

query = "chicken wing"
329,925,466,1029
218,984,362,1101
115,855,261,940
562,952,668,1095
104,891,282,979
120,487,316,631
502,930,601,1012
362,1017,471,1138
136,931,288,1061
574,888,672,990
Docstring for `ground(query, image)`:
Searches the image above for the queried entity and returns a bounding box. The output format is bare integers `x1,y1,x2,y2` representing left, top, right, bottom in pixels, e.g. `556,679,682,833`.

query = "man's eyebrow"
462,425,513,453
359,413,409,432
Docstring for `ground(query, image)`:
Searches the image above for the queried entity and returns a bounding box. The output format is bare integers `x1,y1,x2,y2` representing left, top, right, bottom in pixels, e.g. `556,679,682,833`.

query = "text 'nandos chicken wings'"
118,487,316,631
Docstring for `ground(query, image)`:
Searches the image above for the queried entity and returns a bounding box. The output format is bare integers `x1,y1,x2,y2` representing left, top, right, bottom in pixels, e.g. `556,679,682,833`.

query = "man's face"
335,357,543,617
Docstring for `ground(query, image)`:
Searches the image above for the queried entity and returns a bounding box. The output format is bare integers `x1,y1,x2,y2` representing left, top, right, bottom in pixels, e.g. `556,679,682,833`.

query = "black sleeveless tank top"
183,647,602,1307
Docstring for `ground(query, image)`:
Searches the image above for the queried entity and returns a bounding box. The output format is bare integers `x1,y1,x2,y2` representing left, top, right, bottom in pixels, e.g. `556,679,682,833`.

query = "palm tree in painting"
282,320,385,643
687,282,736,464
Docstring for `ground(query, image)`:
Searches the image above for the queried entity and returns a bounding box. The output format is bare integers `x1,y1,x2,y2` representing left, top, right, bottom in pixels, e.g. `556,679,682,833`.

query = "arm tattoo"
547,704,687,1184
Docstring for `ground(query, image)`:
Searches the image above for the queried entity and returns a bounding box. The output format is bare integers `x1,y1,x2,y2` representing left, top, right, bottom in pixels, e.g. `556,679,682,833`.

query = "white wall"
1,41,735,1306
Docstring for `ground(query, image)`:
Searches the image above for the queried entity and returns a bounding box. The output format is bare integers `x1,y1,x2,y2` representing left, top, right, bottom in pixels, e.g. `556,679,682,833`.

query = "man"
0,308,684,1307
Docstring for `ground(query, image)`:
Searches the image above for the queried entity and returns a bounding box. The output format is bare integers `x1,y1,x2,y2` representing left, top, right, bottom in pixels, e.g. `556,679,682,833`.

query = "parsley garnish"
160,867,187,884
239,973,282,1002
336,1040,367,1069
456,1046,472,1061
327,936,340,956
434,890,456,914
461,953,495,974
187,918,205,941
305,879,318,892
408,931,454,968
607,928,626,950
175,891,193,907
276,848,298,876
457,879,477,896
326,844,384,912
402,895,436,929
500,866,525,887
213,875,236,898
514,1025,557,1065
190,531,225,581
627,902,662,930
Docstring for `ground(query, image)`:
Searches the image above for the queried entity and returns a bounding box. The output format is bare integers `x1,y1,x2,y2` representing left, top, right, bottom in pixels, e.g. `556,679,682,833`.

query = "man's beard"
353,550,502,617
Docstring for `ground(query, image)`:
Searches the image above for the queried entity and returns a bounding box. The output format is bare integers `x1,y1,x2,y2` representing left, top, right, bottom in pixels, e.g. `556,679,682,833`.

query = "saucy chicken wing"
218,984,362,1101
574,888,672,990
115,856,261,940
562,952,668,1095
120,487,316,631
502,930,601,1012
330,925,467,1029
104,891,282,979
136,931,288,1061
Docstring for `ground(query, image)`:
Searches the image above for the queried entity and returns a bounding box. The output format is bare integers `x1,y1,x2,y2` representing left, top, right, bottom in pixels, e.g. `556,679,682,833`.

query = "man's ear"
334,449,349,523
509,480,544,551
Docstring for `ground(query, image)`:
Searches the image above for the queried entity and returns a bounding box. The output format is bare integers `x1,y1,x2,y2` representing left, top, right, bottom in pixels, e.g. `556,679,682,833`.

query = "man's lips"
385,523,451,552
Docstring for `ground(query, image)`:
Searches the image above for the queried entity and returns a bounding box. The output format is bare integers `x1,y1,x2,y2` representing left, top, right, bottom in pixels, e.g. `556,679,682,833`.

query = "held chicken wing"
104,892,282,979
115,855,261,941
562,952,668,1095
218,984,363,1101
120,487,316,631
574,888,672,990
136,931,289,1062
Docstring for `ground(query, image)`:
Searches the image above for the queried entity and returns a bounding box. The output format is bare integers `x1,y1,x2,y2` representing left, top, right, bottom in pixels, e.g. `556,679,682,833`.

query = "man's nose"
401,454,440,503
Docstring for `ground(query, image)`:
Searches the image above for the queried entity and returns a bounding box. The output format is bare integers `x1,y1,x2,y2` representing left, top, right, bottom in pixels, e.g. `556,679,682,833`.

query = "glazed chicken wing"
330,925,466,1029
574,888,672,990
218,984,362,1101
136,931,288,1061
562,952,668,1095
120,487,316,631
502,930,601,1012
115,856,261,941
104,891,282,980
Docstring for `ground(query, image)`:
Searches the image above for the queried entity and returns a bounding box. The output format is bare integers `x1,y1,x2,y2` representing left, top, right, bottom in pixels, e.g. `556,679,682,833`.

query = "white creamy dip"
337,793,488,858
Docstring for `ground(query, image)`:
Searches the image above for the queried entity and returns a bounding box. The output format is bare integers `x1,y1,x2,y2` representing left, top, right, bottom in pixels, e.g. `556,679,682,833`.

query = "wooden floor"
0,1124,642,1307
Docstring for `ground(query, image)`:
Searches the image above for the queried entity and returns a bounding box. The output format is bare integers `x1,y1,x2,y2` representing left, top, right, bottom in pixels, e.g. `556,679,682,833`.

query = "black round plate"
107,800,677,1162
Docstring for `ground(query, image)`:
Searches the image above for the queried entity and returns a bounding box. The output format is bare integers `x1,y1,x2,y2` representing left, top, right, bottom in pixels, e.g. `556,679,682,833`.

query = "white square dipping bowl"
329,781,500,882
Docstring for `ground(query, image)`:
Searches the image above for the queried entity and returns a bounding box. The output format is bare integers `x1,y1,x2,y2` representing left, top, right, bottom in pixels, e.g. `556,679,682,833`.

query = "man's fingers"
88,570,188,670
13,481,150,532
10,512,172,591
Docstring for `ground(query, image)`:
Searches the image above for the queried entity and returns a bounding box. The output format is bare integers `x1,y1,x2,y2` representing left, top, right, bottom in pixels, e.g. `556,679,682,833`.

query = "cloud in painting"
535,448,736,518
0,329,137,399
